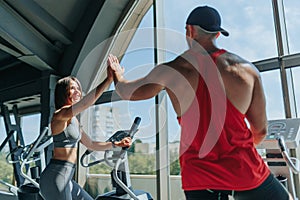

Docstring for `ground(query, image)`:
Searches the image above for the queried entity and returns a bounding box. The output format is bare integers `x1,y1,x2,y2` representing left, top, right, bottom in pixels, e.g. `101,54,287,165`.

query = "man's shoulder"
218,51,259,76
219,51,251,66
163,51,193,66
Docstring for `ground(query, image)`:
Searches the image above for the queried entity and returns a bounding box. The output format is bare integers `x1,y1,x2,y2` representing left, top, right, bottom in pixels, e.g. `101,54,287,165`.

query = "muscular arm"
108,53,199,116
114,70,165,100
245,71,267,145
108,54,169,100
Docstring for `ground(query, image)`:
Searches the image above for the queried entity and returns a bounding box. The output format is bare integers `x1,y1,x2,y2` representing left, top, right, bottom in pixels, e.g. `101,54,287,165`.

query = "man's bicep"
132,66,169,99
130,82,164,100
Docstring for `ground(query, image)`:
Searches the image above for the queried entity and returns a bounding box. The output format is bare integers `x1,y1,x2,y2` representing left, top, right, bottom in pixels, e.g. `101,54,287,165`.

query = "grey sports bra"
53,117,81,148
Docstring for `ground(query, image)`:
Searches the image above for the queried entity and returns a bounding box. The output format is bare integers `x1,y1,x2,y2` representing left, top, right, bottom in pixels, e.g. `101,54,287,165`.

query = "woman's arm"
51,77,113,134
61,78,113,120
80,128,132,151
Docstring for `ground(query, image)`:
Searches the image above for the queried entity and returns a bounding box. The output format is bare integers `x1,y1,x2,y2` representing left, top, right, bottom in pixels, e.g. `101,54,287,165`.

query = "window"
163,0,277,62
0,117,14,192
292,67,300,117
21,114,41,145
283,0,300,54
86,1,300,199
0,117,6,145
0,113,41,192
261,70,285,119
85,7,158,198
85,100,156,197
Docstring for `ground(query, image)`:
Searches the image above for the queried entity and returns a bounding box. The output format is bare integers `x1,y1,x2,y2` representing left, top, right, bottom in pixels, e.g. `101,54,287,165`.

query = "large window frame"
81,0,300,199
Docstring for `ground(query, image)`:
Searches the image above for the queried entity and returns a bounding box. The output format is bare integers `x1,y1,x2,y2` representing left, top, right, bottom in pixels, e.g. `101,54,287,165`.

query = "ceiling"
0,0,152,113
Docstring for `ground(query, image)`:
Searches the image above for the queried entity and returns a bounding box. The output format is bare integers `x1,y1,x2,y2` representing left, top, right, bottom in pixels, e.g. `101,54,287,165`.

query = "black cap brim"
220,29,229,37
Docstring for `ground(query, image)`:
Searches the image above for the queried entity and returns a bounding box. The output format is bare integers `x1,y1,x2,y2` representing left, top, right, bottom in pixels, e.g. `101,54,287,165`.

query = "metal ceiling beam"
72,0,135,91
76,0,153,92
4,0,72,45
0,80,41,104
0,56,22,71
0,1,60,71
283,53,300,68
58,0,106,76
253,57,280,72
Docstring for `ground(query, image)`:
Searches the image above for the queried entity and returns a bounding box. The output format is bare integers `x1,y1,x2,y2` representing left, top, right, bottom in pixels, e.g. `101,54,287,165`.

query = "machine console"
256,118,300,149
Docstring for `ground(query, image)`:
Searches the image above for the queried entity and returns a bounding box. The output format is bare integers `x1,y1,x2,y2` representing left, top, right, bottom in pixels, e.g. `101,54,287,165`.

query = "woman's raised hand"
107,54,125,78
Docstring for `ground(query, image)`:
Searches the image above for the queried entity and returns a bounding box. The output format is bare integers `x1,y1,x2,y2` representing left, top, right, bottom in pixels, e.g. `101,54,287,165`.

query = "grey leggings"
40,159,93,200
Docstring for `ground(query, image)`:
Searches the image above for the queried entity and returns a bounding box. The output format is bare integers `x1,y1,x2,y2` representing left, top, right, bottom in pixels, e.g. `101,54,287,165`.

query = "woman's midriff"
53,147,78,164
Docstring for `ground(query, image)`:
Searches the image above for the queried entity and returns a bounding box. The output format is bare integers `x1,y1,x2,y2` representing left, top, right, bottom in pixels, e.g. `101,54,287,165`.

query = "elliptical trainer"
80,117,153,200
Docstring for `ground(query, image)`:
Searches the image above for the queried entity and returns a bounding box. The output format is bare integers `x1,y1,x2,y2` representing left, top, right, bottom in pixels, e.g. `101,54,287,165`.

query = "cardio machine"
5,127,52,200
257,118,300,200
80,117,153,200
0,130,19,200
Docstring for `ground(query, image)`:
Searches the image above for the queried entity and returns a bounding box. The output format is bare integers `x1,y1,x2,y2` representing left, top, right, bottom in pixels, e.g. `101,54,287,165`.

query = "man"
108,5,291,200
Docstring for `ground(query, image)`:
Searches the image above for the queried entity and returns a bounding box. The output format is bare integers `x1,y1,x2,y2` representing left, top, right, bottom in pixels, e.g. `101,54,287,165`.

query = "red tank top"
177,49,270,191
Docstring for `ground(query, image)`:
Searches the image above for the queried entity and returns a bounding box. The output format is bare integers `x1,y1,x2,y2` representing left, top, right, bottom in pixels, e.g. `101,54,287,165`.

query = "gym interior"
1,0,300,199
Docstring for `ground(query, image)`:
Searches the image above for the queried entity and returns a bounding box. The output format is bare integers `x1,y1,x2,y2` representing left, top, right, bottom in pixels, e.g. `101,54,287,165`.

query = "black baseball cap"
186,6,229,37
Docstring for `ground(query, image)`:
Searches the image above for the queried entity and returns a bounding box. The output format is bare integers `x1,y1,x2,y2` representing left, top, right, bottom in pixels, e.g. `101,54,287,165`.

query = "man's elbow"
114,83,131,100
115,83,146,100
253,127,267,145
117,91,144,101
117,91,131,100
258,126,267,136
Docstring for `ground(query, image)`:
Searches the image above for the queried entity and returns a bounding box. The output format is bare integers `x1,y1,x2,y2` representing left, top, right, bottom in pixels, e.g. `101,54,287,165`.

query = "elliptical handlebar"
112,157,139,200
4,130,32,164
20,127,49,188
277,136,300,174
0,130,16,153
80,117,141,168
5,127,52,165
80,150,106,168
128,117,141,138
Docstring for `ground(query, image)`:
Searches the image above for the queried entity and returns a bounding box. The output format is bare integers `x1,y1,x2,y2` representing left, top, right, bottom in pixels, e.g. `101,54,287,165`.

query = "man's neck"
190,45,219,55
190,39,219,54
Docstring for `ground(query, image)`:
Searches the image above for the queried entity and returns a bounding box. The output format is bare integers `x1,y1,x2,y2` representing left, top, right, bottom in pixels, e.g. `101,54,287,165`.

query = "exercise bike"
80,117,153,200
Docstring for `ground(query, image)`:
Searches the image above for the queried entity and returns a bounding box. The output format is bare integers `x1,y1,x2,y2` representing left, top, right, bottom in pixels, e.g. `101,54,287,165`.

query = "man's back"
216,51,259,114
163,48,266,139
172,48,270,192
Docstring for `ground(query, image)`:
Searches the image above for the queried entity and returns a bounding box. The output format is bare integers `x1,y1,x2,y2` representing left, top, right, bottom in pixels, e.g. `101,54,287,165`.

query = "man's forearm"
113,74,131,100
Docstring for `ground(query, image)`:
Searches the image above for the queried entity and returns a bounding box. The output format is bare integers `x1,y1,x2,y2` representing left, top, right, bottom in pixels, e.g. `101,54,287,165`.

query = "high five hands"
107,54,124,80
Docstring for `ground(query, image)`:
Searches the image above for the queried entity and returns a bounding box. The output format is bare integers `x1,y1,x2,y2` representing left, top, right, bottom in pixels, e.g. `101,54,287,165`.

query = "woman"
40,72,132,200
